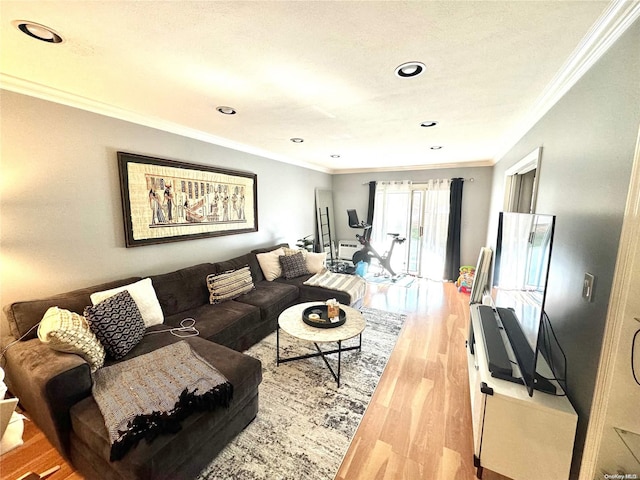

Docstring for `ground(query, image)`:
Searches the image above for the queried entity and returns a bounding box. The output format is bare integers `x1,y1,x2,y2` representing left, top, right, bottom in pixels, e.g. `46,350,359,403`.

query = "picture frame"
117,152,258,247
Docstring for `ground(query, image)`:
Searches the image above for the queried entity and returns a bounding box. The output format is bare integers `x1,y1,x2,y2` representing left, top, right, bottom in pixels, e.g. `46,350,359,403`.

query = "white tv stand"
467,303,578,480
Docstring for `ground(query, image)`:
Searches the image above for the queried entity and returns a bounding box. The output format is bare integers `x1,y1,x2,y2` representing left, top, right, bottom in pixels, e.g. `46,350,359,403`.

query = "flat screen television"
492,211,556,396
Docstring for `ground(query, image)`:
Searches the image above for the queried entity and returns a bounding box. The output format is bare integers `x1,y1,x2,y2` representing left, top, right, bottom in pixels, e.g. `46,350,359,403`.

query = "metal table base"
276,326,362,387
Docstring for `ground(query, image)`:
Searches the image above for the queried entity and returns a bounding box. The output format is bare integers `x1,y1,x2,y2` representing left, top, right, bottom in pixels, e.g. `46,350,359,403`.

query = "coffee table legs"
276,331,363,387
276,325,280,364
314,340,342,387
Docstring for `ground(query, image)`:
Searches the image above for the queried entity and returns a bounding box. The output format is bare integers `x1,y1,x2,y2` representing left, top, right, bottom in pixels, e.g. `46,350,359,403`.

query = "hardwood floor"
1,280,509,480
0,415,81,480
337,280,508,480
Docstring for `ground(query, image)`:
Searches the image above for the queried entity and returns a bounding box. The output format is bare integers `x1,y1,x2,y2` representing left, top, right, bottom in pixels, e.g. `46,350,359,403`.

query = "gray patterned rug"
197,307,406,480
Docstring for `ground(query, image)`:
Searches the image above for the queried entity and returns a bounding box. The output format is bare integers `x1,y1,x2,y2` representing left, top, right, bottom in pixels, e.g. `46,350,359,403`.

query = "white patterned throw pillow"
38,307,106,372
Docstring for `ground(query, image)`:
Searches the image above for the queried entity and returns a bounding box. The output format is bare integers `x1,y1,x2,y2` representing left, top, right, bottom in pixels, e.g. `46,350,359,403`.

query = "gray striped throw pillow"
207,266,255,304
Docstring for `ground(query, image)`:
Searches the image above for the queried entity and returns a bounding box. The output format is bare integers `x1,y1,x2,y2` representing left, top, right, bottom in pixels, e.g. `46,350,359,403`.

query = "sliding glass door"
372,180,450,279
407,180,451,280
371,184,410,274
407,190,423,274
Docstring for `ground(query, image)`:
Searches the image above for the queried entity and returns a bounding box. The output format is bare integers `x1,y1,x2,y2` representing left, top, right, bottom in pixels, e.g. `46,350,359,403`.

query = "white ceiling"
1,1,638,173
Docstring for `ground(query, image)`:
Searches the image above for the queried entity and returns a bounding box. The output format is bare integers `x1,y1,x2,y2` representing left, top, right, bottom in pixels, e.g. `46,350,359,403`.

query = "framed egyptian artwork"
117,152,258,247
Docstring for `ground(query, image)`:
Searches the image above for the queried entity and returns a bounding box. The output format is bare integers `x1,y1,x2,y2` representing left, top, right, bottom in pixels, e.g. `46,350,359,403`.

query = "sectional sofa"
0,243,362,479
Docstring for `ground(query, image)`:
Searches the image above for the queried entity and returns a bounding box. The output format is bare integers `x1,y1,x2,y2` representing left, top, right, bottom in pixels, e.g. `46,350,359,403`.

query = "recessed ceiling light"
13,20,63,43
330,154,341,158
290,138,304,143
430,146,443,150
420,121,438,128
395,61,425,78
216,106,236,115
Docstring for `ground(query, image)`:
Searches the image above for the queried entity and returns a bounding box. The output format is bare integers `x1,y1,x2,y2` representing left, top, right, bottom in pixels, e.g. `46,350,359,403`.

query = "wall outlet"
583,273,595,302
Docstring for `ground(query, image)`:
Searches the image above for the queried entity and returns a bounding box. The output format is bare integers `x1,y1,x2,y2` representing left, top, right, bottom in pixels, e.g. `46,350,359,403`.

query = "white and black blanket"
303,270,367,304
92,341,233,461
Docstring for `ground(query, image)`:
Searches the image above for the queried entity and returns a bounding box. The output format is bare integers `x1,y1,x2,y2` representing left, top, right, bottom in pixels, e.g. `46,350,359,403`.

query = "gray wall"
0,91,331,308
332,166,493,268
488,19,640,477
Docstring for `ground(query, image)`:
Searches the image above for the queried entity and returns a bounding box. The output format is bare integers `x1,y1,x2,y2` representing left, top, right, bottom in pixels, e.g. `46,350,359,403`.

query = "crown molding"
0,74,331,174
331,159,494,175
493,0,640,164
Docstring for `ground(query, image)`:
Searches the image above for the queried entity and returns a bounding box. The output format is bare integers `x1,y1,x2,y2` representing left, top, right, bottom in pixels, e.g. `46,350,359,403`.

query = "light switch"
583,273,595,302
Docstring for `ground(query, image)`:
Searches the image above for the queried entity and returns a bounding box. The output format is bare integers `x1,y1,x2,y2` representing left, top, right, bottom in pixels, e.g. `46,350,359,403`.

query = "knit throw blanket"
303,270,366,304
92,341,233,461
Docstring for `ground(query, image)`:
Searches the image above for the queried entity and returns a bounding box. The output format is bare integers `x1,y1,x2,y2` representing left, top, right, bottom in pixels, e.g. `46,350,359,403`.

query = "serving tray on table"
302,305,346,328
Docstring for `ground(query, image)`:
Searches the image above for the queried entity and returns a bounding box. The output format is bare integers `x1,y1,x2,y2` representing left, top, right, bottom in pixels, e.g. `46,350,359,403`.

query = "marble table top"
278,302,366,343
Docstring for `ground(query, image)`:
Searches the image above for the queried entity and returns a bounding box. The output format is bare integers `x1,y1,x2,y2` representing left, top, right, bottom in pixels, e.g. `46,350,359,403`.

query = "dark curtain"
444,178,464,281
365,181,376,241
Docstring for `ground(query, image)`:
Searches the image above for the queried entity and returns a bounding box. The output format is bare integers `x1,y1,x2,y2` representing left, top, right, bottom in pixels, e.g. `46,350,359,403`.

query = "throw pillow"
256,247,285,281
305,251,327,274
90,278,163,328
38,307,106,372
279,252,310,279
84,290,145,360
206,266,255,304
282,247,305,257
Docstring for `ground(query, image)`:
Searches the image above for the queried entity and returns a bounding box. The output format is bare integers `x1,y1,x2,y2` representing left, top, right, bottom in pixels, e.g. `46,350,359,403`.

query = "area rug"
197,307,406,480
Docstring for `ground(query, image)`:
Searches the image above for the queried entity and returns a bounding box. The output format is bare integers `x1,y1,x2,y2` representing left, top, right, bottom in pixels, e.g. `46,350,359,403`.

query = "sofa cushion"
256,247,285,281
0,336,92,457
275,275,353,306
4,277,142,341
163,301,261,351
69,336,262,479
234,280,299,322
37,307,106,372
150,263,216,317
84,291,145,360
90,278,163,328
215,253,263,282
206,266,255,304
279,251,310,279
70,392,259,480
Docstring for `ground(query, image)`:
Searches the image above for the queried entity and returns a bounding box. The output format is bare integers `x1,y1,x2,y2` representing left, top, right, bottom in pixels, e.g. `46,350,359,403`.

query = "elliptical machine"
347,209,406,277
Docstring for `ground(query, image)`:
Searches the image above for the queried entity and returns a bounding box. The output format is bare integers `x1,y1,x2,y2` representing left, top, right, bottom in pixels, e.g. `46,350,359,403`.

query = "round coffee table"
277,302,366,387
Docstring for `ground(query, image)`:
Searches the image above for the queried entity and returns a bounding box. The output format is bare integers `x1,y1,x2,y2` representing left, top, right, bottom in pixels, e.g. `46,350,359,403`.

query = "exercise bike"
347,209,406,278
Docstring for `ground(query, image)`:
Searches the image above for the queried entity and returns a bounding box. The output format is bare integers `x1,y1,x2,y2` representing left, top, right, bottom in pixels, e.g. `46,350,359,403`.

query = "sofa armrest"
1,335,92,458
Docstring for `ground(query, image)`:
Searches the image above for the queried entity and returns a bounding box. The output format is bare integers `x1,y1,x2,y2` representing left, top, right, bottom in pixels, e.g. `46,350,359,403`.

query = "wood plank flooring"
0,417,82,480
0,280,509,480
336,280,508,480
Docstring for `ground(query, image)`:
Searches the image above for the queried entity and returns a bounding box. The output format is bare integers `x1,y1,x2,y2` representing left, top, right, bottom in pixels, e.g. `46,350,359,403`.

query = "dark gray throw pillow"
84,290,145,360
279,251,310,279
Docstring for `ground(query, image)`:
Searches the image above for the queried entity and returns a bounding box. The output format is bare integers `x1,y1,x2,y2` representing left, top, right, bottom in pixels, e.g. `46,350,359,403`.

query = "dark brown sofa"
0,244,361,479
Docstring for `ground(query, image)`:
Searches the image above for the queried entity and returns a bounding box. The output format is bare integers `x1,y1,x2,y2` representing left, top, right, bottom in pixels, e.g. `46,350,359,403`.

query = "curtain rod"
362,178,474,185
